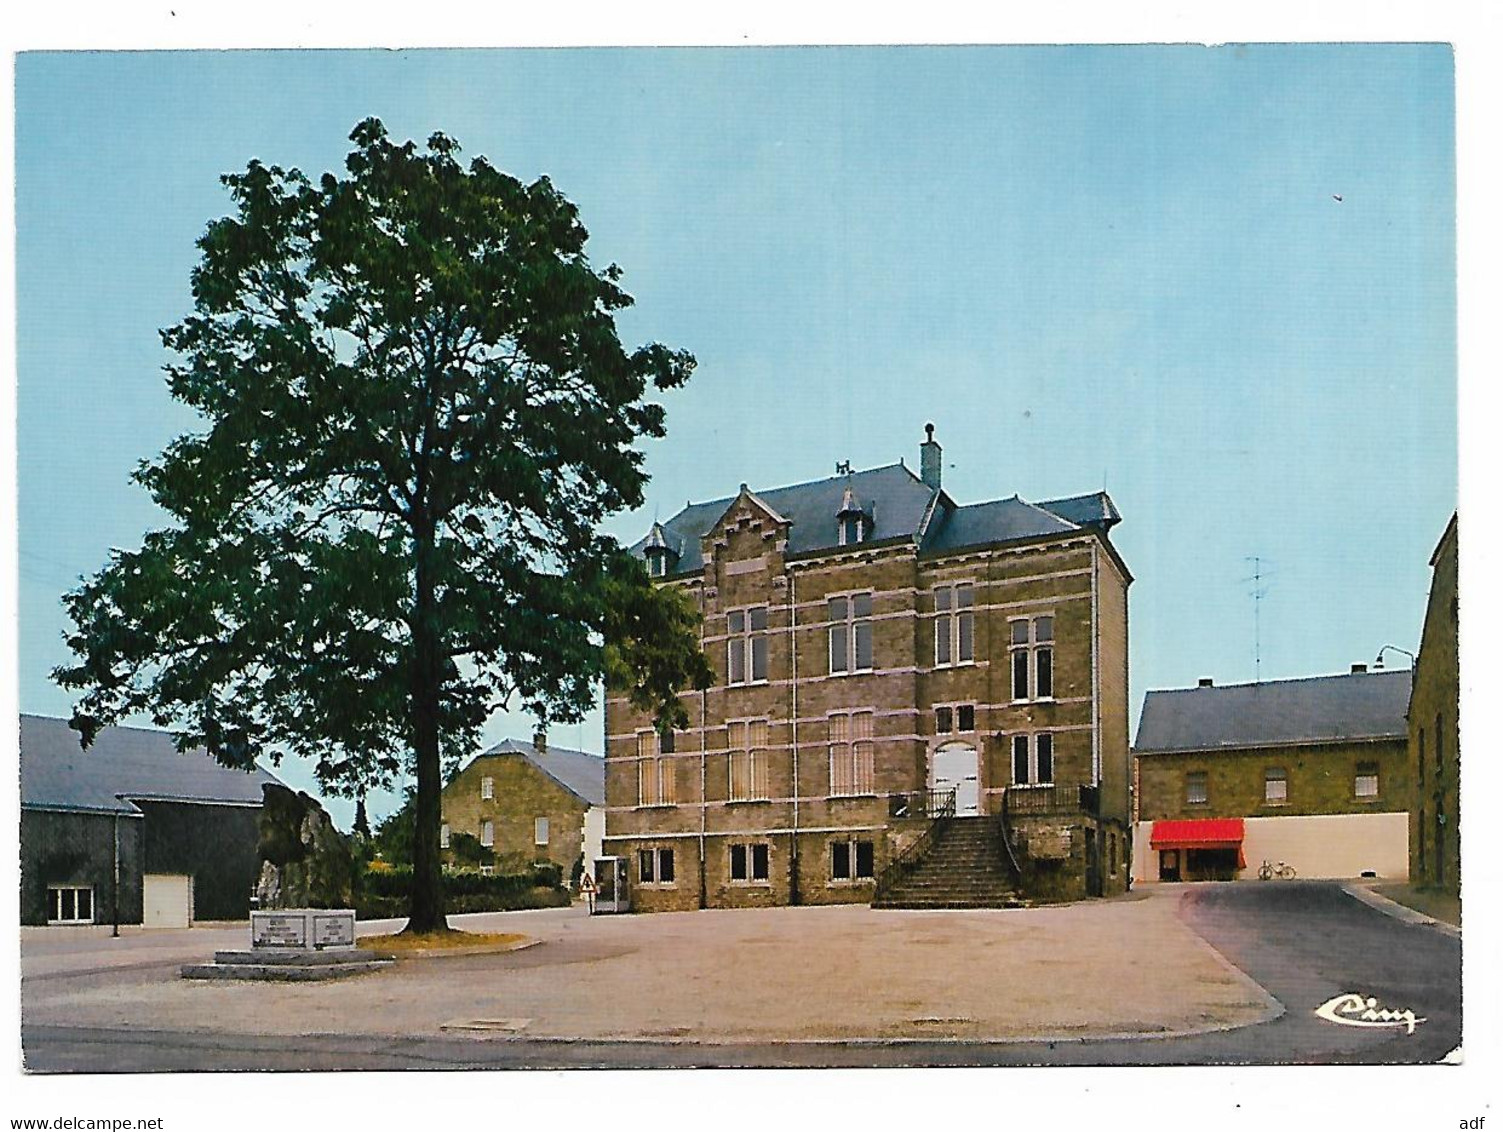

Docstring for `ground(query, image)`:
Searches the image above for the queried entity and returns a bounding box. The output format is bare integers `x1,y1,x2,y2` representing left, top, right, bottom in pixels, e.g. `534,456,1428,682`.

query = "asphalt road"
21,881,1460,1070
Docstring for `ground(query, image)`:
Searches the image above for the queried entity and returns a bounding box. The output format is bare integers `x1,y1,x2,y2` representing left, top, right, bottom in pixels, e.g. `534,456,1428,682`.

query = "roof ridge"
673,460,913,517
1037,490,1109,505
483,737,601,761
1148,668,1411,695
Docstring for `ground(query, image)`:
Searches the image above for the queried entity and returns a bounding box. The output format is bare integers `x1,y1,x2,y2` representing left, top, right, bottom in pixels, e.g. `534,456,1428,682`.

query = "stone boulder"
255,783,357,909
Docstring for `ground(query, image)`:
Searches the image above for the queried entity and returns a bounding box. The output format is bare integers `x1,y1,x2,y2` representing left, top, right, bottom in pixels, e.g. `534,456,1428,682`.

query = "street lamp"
1374,644,1416,670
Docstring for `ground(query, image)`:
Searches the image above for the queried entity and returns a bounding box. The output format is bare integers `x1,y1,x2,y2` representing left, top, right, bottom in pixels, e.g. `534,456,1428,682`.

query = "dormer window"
836,486,870,546
643,521,680,578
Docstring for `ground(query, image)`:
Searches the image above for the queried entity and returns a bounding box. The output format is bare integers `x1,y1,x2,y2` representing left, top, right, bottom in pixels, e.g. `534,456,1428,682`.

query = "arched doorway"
930,742,980,816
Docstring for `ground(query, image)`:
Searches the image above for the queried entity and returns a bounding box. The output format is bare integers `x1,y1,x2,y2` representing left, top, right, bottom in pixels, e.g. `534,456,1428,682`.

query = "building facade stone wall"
605,479,1132,910
441,751,589,875
1408,514,1459,894
1137,739,1411,823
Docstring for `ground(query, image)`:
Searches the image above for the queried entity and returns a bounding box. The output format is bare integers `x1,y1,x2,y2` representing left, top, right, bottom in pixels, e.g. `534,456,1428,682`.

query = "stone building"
1408,513,1458,895
604,427,1132,911
1132,668,1412,883
440,734,605,879
20,713,281,927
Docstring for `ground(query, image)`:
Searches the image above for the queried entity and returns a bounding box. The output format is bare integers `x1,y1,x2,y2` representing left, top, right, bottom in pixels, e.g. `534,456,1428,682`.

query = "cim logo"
1314,993,1425,1035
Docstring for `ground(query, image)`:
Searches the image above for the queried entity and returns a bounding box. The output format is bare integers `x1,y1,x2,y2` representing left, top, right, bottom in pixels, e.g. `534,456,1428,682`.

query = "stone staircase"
873,817,1027,909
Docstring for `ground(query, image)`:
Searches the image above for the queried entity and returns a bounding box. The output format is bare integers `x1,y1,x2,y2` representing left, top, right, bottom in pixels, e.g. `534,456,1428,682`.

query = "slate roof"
1133,670,1413,754
482,738,605,807
631,458,1119,575
1037,492,1122,531
20,713,283,815
923,496,1080,553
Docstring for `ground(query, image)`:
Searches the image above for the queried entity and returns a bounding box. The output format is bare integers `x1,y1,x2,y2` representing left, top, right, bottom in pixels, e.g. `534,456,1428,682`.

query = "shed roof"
1133,670,1412,754
481,738,606,807
20,713,283,815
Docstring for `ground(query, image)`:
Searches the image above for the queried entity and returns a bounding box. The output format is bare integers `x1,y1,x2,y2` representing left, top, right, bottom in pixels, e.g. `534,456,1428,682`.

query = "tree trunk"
405,516,449,934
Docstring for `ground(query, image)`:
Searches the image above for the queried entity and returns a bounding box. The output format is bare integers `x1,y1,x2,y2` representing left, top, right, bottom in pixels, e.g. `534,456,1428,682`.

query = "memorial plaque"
313,913,355,949
251,908,356,949
252,912,308,948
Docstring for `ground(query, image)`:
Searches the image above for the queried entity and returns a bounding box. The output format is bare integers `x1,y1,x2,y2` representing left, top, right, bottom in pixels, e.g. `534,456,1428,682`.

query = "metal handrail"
874,787,956,898
997,787,1025,880
1003,782,1099,815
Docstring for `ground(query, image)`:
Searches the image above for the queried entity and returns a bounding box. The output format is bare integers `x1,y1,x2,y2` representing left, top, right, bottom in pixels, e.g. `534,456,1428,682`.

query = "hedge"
356,887,571,919
355,862,570,919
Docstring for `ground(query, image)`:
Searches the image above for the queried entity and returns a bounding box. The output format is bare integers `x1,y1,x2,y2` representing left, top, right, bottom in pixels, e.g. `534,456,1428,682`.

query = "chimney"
1197,678,1214,688
533,727,548,753
920,423,942,490
1350,663,1367,674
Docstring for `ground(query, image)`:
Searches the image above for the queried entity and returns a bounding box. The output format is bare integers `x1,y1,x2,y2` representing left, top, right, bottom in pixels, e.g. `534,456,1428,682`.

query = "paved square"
22,889,1272,1045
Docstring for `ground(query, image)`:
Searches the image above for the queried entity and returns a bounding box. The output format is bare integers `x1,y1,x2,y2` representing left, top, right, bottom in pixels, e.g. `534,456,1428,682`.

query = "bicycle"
1257,859,1297,880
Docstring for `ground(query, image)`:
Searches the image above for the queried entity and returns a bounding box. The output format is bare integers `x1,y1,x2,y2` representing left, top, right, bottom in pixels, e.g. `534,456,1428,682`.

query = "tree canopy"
54,118,713,930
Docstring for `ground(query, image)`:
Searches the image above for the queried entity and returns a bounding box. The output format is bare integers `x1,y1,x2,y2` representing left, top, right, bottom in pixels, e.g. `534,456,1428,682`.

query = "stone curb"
419,1016,1278,1047
1340,883,1461,938
380,937,541,961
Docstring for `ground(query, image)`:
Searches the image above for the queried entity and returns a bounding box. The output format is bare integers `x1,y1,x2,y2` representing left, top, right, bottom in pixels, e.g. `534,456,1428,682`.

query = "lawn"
1373,884,1460,928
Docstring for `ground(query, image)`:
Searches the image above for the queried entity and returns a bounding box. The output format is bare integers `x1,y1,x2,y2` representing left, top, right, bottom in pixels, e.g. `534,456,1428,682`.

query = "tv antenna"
1240,556,1276,683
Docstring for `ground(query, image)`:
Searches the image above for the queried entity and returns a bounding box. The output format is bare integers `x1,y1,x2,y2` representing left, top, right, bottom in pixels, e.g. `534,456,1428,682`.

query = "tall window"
839,515,866,545
534,817,550,846
480,820,495,847
1185,771,1208,806
831,838,876,881
440,823,451,849
637,731,677,806
1011,733,1053,785
728,606,769,684
480,775,494,800
1354,761,1380,798
638,847,675,885
829,710,876,795
1010,616,1054,700
728,718,770,801
730,843,770,883
934,583,975,666
1264,767,1288,804
828,593,874,674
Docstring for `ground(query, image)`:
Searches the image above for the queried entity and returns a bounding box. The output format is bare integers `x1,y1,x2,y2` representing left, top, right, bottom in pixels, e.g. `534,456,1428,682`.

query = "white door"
142,874,193,928
930,743,980,816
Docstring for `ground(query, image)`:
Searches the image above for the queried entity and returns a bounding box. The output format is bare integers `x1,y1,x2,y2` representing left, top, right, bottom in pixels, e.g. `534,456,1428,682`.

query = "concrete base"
181,947,394,981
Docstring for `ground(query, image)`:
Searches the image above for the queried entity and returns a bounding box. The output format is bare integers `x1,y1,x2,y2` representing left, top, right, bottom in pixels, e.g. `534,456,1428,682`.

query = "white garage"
142,873,194,928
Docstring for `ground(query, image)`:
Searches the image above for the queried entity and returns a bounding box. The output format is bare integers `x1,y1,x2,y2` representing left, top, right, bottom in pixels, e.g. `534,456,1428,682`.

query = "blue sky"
15,45,1456,827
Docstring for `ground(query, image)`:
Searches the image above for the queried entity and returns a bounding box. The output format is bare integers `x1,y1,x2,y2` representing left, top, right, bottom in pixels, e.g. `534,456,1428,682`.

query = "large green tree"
54,119,712,933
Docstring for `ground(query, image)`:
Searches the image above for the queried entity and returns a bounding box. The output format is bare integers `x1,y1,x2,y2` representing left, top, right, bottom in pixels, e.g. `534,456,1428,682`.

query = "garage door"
142,874,194,928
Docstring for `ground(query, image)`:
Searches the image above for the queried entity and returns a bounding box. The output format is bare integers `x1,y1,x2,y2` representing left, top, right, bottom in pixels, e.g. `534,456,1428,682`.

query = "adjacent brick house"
440,735,605,879
1408,513,1458,894
20,714,281,927
604,427,1132,911
1132,668,1412,883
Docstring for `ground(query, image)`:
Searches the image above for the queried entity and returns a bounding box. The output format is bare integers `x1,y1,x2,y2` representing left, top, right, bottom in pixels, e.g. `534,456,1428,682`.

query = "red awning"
1151,818,1246,869
1150,818,1245,849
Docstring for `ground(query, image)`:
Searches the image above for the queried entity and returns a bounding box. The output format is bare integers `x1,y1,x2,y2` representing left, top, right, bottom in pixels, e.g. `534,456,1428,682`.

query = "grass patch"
361,930,529,954
1373,884,1461,928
